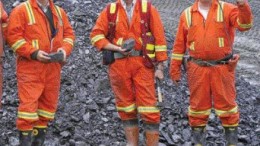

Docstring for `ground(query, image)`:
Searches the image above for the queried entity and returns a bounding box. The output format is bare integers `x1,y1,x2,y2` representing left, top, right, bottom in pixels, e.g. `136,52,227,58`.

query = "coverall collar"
192,0,219,12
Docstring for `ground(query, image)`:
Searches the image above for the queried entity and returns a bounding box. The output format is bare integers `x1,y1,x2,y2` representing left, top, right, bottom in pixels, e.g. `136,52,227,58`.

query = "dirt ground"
152,0,260,88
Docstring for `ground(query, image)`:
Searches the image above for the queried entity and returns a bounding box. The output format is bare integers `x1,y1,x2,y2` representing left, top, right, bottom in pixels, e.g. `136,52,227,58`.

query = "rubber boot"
32,128,47,146
224,127,238,146
19,130,33,146
191,127,206,146
124,126,139,146
145,130,159,146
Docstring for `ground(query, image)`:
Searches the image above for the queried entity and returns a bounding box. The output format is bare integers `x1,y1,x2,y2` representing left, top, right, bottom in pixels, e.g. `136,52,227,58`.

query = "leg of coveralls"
132,57,159,146
210,65,239,145
33,63,61,145
16,60,45,145
187,62,212,145
109,58,139,145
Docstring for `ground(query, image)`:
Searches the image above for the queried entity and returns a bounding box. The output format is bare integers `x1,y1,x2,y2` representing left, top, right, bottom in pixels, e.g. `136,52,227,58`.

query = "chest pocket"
185,1,226,49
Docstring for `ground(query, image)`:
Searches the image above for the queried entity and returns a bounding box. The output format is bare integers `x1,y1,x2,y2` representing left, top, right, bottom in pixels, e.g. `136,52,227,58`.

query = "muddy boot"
32,128,47,146
224,127,238,146
19,130,33,146
145,130,159,146
123,119,139,146
144,123,159,146
124,126,139,146
191,127,206,146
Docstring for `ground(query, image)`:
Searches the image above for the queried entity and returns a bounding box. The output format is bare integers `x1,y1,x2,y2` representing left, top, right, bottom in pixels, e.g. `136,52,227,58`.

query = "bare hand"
37,50,50,63
116,46,129,56
155,69,164,80
236,0,246,5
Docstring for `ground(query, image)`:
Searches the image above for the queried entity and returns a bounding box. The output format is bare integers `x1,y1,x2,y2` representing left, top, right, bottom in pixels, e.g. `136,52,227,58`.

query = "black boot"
224,127,238,146
19,130,33,146
32,128,47,146
191,127,206,146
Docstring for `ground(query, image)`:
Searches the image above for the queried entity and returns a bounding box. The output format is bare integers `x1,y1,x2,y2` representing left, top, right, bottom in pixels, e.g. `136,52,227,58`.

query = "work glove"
170,61,181,86
227,54,240,72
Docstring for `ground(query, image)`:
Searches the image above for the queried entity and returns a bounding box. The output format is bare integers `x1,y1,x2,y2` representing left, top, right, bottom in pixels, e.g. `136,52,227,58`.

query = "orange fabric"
170,0,252,127
0,1,8,56
0,1,8,108
91,0,166,124
6,0,75,131
90,0,167,62
109,57,160,124
187,62,239,126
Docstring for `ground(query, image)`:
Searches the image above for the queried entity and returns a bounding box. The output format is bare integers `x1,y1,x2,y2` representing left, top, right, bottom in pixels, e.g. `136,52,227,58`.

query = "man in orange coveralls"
0,0,8,109
6,0,75,145
170,0,253,145
91,0,167,145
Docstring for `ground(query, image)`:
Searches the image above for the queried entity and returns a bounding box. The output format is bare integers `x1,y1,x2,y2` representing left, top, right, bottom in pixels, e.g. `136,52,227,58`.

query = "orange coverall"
7,0,75,131
90,0,167,124
170,0,253,127
0,1,8,108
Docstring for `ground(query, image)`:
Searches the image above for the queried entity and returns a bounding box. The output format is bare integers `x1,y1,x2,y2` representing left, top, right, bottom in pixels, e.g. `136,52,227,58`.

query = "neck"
37,0,48,6
199,0,212,9
124,0,133,7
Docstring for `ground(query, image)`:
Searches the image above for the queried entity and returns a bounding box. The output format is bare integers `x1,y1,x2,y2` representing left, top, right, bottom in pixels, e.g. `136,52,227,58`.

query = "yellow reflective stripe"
117,104,136,112
138,106,160,113
34,126,47,128
116,38,123,45
190,42,195,50
188,107,211,116
11,39,26,52
171,53,184,60
110,3,116,14
155,45,167,52
146,44,155,51
237,19,253,29
55,6,62,19
146,32,152,36
32,40,39,49
142,0,148,13
223,123,239,127
18,112,38,120
37,109,55,119
218,37,224,48
91,34,105,45
215,106,238,116
217,1,224,22
185,7,192,28
147,53,155,58
139,38,143,45
25,1,36,24
63,38,74,46
2,23,8,28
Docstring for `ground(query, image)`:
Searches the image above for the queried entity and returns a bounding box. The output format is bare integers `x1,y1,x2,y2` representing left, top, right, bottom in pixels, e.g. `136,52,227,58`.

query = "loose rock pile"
0,0,259,146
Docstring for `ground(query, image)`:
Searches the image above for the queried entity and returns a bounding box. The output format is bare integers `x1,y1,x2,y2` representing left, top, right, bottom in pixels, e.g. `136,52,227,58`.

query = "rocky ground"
0,0,259,146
